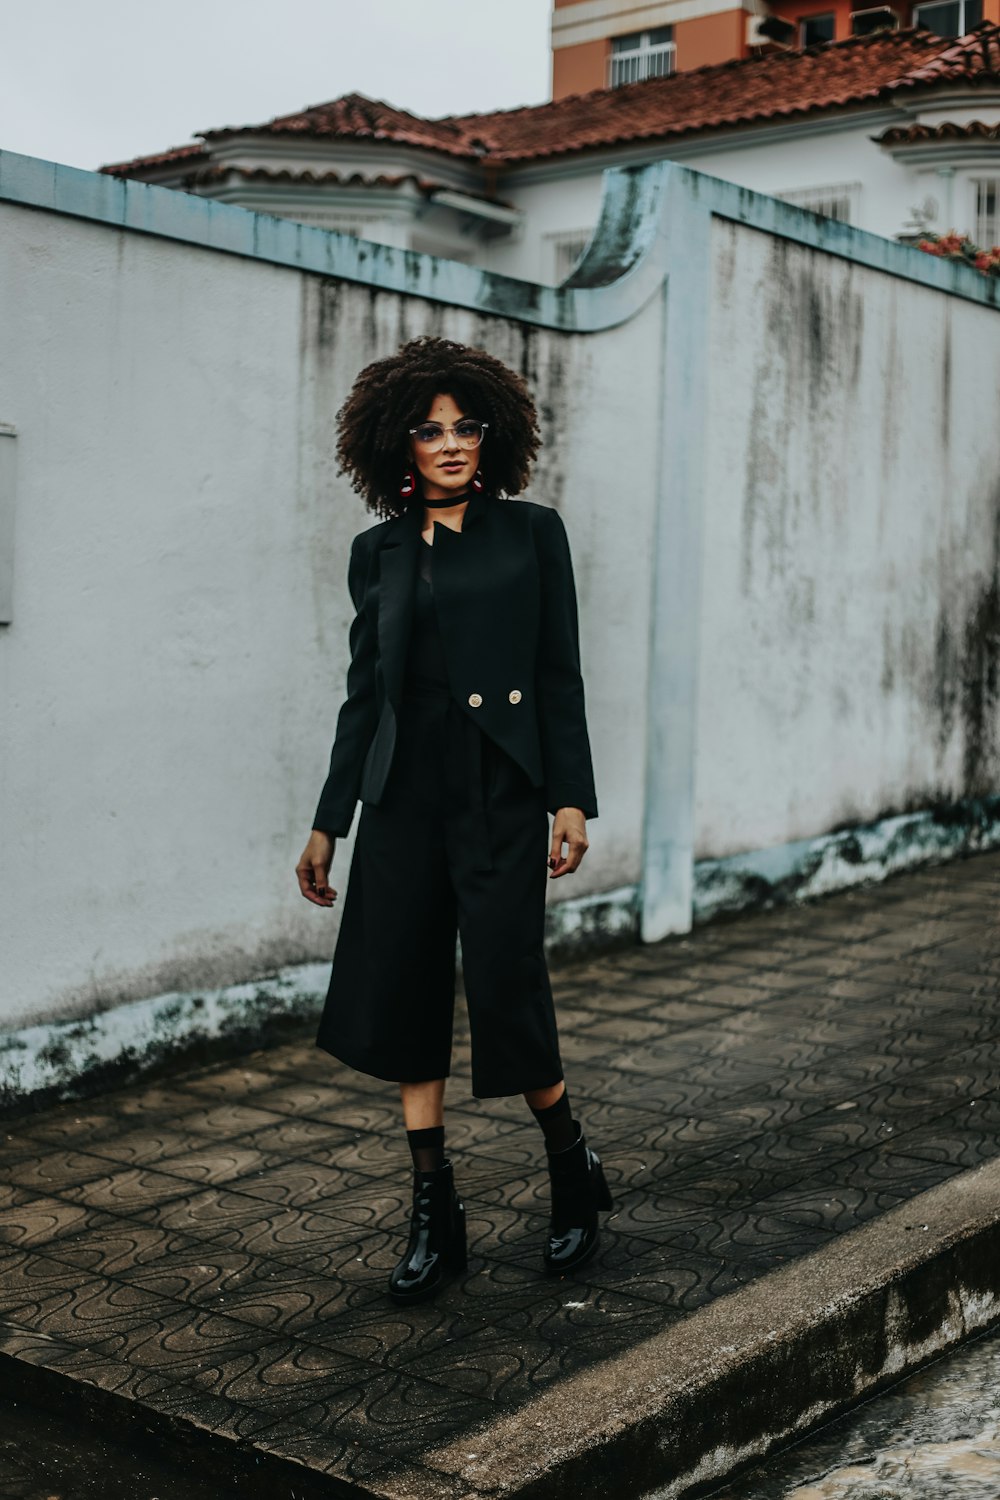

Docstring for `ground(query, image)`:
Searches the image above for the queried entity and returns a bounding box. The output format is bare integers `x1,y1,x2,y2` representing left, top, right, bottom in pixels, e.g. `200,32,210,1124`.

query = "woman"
295,335,612,1304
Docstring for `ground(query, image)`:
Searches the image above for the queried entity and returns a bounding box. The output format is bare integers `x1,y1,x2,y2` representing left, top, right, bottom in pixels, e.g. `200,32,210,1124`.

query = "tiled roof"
204,92,477,158
459,23,1000,163
877,117,1000,143
188,164,458,193
885,19,1000,82
100,153,503,205
102,141,209,174
100,23,1000,178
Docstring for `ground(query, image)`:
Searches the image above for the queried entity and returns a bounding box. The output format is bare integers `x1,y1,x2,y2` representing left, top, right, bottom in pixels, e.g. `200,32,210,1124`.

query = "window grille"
974,178,1000,248
776,182,860,224
609,27,675,87
912,0,981,33
545,230,591,283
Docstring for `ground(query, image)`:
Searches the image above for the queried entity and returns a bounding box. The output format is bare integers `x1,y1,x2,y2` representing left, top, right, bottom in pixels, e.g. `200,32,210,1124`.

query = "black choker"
423,490,471,508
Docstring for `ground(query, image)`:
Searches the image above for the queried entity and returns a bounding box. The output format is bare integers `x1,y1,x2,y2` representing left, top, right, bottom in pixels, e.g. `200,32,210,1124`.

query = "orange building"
552,0,1000,95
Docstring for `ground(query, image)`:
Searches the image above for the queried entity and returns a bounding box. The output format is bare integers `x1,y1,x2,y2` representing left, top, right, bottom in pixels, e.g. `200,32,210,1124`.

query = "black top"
402,538,450,692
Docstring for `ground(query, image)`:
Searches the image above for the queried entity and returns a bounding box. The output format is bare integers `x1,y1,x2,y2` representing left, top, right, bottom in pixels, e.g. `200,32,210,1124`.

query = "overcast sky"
0,0,551,172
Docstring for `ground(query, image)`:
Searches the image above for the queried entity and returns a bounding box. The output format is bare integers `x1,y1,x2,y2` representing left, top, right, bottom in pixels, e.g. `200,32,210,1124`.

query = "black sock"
530,1087,577,1153
406,1125,445,1173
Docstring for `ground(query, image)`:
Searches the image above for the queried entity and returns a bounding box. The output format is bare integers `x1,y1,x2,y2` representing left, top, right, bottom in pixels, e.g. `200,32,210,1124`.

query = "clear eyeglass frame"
408,420,489,452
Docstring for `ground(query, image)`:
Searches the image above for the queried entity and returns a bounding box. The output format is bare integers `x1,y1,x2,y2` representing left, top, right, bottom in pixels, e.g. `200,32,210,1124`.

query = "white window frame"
912,0,982,32
799,11,836,45
776,181,861,225
544,229,592,284
609,28,676,87
849,4,901,32
973,177,1000,248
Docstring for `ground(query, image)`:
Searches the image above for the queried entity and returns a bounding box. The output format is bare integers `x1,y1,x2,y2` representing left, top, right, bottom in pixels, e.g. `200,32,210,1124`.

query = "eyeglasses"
408,420,488,451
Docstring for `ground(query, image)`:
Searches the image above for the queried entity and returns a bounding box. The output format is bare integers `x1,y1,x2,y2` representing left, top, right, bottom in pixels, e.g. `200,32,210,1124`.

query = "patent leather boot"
388,1159,467,1305
543,1122,614,1274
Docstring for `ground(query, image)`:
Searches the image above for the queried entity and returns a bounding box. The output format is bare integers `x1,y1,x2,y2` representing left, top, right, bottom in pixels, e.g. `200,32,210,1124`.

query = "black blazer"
312,488,598,837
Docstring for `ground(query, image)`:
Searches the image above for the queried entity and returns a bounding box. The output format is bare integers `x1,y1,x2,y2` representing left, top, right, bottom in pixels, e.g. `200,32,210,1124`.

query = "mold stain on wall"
961,494,1000,794
741,236,864,603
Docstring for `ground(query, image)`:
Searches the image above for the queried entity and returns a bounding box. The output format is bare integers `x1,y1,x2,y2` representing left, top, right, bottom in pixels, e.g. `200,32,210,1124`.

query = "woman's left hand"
548,808,589,877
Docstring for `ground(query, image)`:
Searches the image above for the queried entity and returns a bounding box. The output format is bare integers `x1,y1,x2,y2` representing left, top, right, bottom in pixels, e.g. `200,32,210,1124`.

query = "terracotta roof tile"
886,19,1000,83
458,25,995,163
100,141,209,174
876,116,1000,143
200,91,476,158
184,163,509,205
191,164,449,191
99,24,1000,179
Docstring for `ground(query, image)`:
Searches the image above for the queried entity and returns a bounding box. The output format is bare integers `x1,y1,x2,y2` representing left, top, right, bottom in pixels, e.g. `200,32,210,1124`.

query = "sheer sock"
406,1124,445,1173
530,1087,577,1154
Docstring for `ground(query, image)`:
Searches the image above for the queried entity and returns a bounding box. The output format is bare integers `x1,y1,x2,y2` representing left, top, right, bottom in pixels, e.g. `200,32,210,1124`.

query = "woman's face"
410,392,480,503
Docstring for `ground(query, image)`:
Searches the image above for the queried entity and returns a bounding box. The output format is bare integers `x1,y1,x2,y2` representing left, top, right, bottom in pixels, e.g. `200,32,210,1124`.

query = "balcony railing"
610,45,675,87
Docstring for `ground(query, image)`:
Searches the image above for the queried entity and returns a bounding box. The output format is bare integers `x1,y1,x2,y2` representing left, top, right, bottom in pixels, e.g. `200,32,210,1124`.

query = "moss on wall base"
3,799,997,1118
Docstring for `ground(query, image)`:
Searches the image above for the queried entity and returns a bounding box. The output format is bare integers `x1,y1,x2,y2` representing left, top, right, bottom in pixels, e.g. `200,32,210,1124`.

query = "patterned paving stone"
0,1196,118,1250
1,851,999,1488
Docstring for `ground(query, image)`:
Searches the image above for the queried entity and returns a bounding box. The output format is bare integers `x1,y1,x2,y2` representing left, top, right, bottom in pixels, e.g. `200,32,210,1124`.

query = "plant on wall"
915,229,1000,278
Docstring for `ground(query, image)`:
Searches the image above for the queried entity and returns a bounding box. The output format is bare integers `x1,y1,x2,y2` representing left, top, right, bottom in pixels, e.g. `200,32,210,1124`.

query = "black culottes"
316,684,565,1098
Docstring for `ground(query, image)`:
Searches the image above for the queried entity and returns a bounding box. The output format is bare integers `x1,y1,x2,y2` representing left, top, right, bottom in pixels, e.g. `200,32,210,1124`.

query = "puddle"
787,1429,1000,1498
710,1324,1000,1499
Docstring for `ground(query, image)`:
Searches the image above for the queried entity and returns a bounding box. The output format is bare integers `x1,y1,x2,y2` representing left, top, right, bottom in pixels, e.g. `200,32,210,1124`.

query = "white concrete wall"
485,172,609,283
486,111,1000,284
0,193,659,1036
1,151,997,1101
697,217,1000,856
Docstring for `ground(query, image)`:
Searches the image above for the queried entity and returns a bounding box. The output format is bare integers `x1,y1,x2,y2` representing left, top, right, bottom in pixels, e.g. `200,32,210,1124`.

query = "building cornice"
553,0,755,48
498,103,914,187
206,136,485,190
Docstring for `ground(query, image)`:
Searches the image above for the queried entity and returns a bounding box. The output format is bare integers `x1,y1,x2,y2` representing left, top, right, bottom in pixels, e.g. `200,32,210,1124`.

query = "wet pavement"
711,1320,1000,1498
0,849,998,1495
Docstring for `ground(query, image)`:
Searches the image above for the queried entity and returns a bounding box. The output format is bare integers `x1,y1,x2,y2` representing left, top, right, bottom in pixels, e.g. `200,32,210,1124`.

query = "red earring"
471,470,484,493
400,470,416,499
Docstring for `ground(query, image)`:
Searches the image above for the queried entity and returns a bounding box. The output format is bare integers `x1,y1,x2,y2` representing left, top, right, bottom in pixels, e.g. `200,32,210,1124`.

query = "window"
912,0,981,33
800,12,836,43
293,213,382,236
974,178,1000,248
609,27,675,87
545,230,591,283
850,5,900,32
777,182,860,224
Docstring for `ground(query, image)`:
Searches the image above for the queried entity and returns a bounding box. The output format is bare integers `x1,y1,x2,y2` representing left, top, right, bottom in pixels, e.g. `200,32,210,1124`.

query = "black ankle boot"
388,1159,467,1304
543,1122,614,1274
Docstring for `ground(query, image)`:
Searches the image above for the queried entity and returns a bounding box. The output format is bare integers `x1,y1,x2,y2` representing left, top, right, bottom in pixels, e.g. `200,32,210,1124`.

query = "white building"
100,23,1000,283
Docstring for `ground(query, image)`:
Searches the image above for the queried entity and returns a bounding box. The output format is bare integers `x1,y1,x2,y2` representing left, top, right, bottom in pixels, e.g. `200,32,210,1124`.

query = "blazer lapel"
376,502,422,709
375,490,492,709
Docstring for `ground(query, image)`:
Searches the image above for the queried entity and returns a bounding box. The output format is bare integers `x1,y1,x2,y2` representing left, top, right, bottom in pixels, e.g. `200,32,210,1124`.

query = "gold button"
468,692,483,708
508,689,522,704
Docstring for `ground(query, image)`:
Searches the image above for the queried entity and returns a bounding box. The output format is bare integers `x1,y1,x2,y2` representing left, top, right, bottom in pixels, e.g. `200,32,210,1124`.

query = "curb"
422,1155,1000,1499
1,1158,999,1499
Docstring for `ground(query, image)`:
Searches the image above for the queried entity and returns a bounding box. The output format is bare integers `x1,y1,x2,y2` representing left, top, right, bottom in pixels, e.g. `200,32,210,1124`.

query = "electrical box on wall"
0,423,16,625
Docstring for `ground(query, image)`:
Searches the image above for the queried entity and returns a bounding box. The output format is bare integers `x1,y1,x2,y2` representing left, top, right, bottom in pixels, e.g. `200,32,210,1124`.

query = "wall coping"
2,149,998,335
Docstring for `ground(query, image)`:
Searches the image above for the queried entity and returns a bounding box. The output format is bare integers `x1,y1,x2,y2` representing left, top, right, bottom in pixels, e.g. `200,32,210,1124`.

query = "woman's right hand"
296,831,337,907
